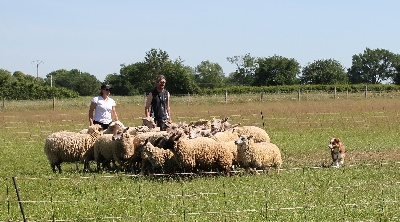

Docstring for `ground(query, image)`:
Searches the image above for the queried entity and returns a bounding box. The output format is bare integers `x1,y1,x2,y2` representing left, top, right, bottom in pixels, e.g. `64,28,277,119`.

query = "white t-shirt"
91,96,116,124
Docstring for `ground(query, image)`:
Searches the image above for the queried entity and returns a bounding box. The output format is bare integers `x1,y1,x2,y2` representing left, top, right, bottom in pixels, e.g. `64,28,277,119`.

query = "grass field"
1,93,399,221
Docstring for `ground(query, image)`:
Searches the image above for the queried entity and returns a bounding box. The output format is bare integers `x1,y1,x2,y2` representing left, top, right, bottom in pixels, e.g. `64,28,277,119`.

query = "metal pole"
32,60,43,79
12,177,26,222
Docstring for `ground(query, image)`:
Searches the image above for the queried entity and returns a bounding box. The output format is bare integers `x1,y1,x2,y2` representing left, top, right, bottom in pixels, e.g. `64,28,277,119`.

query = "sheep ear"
248,135,253,139
123,127,129,133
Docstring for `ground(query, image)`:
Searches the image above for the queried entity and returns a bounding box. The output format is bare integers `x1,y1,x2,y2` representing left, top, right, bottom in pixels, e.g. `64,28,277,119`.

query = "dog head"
329,138,343,152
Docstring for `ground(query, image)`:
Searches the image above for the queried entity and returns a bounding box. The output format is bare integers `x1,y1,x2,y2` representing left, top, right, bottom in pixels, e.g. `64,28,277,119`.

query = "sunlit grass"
1,95,399,221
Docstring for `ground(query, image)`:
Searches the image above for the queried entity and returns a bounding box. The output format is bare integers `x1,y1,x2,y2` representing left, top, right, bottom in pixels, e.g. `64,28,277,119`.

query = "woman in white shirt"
89,84,119,129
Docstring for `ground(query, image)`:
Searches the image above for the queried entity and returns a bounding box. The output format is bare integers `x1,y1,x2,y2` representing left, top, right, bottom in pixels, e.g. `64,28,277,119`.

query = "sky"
1,0,399,82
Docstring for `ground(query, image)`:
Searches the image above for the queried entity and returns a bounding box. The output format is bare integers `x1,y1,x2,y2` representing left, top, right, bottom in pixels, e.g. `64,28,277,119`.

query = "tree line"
1,47,400,99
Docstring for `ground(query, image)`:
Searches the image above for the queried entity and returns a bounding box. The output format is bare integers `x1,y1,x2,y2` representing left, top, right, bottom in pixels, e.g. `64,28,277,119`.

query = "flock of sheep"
44,117,283,175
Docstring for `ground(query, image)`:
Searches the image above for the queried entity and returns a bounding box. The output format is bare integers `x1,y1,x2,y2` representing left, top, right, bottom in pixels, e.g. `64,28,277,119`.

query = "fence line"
2,161,400,221
2,89,400,111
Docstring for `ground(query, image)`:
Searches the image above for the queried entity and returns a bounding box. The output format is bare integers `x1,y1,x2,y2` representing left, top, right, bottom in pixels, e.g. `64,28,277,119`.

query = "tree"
347,48,399,84
300,59,348,85
227,53,257,86
163,61,199,94
46,69,100,96
254,55,300,86
117,48,199,95
0,69,12,87
194,60,226,89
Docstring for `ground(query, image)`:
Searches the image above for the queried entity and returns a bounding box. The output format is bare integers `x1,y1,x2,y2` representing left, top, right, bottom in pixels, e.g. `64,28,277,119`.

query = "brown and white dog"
329,138,346,168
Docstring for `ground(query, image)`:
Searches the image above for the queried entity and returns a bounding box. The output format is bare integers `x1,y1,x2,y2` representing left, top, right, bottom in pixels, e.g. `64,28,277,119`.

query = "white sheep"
232,126,270,143
140,140,179,175
44,124,104,173
211,130,239,142
78,121,124,134
234,135,282,172
111,128,137,172
172,133,233,173
93,134,117,171
211,117,238,132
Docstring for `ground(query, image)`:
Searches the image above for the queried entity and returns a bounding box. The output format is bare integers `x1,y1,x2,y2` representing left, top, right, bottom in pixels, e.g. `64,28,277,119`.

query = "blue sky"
1,0,399,82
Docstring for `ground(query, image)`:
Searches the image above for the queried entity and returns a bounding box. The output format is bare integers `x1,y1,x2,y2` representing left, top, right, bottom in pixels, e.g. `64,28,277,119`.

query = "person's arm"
166,91,171,122
111,106,118,122
88,102,96,126
144,92,153,118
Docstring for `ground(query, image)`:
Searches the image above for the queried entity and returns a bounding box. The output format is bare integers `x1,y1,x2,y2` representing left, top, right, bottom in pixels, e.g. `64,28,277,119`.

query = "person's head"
155,75,166,89
99,84,112,96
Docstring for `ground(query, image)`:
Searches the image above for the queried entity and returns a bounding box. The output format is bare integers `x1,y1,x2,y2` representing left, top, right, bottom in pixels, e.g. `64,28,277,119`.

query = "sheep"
234,135,282,173
79,121,126,170
111,127,137,172
142,117,157,129
93,134,117,171
172,133,234,173
44,124,104,173
78,121,124,134
211,130,239,142
211,117,238,132
140,139,179,175
189,119,211,130
232,126,270,143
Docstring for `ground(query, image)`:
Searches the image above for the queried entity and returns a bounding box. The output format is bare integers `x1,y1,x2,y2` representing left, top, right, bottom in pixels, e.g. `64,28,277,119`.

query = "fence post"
52,97,55,110
297,88,301,101
364,85,368,99
225,90,228,103
12,177,26,222
261,91,265,102
187,93,190,106
334,87,337,99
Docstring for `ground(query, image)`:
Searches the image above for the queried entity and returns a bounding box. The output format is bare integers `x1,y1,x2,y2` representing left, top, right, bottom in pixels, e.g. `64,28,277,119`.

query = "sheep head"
142,117,157,129
112,127,130,141
234,135,253,145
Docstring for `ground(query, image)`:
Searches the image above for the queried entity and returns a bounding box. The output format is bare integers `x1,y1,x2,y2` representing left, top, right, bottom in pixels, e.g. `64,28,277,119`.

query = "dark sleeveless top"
150,88,169,120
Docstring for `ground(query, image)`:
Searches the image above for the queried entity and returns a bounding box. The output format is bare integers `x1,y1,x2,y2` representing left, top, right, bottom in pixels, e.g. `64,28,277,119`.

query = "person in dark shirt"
145,75,171,130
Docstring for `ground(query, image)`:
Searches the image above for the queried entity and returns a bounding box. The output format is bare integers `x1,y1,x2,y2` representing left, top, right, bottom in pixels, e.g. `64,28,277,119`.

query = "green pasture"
0,94,399,221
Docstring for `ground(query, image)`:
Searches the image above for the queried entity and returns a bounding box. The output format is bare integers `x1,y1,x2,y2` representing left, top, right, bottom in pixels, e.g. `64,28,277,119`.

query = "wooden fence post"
297,88,301,101
364,85,368,99
187,93,190,106
225,90,228,103
261,91,265,102
334,87,337,99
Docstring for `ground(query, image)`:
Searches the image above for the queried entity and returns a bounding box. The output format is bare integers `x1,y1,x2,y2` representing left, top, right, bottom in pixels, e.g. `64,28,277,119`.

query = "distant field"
1,94,399,221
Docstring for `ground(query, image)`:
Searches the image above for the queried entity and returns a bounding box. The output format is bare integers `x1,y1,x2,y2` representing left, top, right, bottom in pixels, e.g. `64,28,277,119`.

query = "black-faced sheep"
44,124,104,173
234,135,282,172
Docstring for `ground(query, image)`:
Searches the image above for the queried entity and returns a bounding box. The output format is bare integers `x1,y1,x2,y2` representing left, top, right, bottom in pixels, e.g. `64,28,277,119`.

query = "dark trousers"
154,118,168,131
93,120,110,130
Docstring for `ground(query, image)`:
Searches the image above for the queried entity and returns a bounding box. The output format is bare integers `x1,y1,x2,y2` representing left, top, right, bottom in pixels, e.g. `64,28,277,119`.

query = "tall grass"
1,94,399,221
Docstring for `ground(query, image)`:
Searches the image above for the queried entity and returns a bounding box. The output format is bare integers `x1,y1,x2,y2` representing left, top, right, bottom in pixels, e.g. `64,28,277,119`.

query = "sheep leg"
56,164,62,173
74,161,78,171
51,164,57,173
